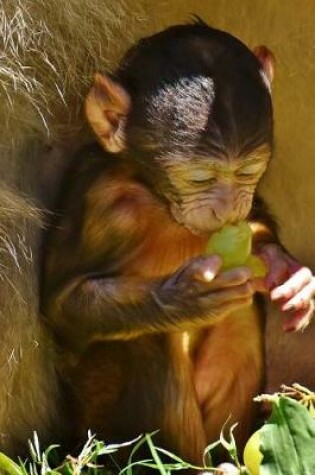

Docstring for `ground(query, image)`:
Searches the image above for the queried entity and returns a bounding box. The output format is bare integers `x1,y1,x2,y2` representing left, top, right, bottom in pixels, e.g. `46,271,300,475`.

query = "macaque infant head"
86,20,275,235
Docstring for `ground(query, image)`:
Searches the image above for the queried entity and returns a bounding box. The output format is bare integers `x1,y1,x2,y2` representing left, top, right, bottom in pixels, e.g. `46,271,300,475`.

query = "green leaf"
0,453,23,475
260,396,315,475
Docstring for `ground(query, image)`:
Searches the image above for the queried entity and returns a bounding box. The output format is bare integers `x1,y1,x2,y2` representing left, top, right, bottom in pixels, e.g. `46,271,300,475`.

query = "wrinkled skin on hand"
160,254,255,319
254,243,315,332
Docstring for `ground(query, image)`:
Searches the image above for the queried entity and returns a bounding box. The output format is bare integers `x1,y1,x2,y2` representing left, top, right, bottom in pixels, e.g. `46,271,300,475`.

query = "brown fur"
0,0,149,456
1,0,314,459
42,155,265,463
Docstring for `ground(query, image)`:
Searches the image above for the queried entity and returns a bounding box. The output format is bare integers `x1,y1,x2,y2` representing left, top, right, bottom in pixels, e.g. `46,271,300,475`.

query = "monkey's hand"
254,243,315,332
161,255,254,319
45,255,254,350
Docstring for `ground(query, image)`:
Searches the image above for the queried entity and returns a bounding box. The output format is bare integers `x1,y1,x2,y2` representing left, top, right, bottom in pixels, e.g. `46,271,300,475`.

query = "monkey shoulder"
81,170,157,252
50,146,162,263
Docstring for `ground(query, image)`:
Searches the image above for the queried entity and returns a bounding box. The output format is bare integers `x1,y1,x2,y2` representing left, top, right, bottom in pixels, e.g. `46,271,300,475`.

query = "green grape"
243,429,263,475
206,221,267,277
206,221,252,268
245,254,267,278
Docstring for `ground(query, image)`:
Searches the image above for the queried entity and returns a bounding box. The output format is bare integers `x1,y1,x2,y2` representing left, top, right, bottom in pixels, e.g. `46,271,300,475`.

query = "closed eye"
188,177,216,186
235,162,267,182
237,161,267,176
236,171,257,178
235,172,260,183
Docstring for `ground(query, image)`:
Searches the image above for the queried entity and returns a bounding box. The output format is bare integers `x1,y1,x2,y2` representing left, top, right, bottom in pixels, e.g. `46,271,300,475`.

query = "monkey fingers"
164,255,222,290
256,244,315,332
159,255,223,304
270,267,313,301
207,266,253,290
281,278,315,312
270,270,315,332
197,281,254,314
189,255,223,283
282,304,314,332
265,261,290,290
185,265,253,297
256,243,299,290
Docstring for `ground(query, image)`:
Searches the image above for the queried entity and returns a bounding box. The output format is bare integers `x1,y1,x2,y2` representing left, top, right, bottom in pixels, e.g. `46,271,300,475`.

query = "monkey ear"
253,46,276,86
85,73,131,153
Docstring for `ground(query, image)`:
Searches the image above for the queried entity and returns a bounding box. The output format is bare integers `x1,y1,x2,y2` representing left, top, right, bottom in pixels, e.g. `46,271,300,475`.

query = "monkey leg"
73,334,207,466
72,340,151,445
162,333,207,466
193,302,264,451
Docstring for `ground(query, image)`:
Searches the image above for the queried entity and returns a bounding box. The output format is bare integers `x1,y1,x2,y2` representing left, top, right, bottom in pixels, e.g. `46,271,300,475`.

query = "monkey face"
85,21,274,237
158,146,270,235
121,70,272,236
118,32,273,236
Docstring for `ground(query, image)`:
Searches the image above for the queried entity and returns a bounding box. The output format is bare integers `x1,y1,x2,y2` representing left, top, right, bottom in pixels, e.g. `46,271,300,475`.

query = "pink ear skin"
85,73,131,153
253,45,276,85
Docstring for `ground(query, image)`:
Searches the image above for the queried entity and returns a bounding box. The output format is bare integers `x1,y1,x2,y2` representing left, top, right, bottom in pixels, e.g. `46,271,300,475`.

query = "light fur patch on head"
147,76,215,149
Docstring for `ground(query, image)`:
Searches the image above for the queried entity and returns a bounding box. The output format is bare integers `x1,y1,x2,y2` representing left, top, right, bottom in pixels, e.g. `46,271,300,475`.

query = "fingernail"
296,320,309,332
271,290,281,300
282,303,294,312
203,270,215,282
209,255,222,267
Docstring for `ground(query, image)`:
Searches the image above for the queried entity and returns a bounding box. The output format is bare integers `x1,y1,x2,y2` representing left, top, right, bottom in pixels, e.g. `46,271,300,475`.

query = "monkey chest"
122,220,210,351
122,218,208,280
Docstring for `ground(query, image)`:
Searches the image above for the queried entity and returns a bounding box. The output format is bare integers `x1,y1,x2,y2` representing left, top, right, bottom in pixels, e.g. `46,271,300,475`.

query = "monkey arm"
44,273,185,350
43,257,254,353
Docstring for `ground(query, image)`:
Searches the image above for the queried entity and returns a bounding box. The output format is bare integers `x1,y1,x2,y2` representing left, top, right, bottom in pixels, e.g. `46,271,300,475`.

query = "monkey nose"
212,200,233,224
